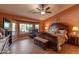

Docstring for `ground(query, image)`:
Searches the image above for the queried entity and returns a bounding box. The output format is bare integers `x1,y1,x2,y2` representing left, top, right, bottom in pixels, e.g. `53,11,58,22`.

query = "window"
26,24,33,32
20,23,33,33
20,23,27,33
12,23,16,35
35,24,39,31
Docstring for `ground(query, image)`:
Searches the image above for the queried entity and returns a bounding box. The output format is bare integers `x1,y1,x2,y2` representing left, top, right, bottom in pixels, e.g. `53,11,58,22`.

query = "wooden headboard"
49,22,69,31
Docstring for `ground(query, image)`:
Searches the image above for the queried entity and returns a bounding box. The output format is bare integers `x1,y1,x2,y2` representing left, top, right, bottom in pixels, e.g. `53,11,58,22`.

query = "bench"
34,37,49,50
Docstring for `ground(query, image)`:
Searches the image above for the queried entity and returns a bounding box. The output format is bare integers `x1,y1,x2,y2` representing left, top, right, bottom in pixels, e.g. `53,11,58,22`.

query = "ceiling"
0,4,75,20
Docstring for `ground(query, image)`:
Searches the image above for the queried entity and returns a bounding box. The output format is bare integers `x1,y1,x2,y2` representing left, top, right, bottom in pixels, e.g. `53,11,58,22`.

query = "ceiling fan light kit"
41,11,45,14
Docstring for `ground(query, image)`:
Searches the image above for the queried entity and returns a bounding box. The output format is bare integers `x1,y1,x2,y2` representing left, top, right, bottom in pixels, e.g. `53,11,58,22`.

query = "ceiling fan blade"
32,12,40,14
36,8,41,11
46,11,52,13
46,7,50,10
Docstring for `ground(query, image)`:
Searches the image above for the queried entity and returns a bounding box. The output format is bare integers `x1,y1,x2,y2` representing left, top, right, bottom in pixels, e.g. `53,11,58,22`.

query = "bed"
48,22,69,51
35,23,69,51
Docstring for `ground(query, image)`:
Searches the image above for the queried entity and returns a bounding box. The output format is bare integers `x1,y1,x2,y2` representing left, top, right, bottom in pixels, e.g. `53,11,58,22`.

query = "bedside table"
68,36,79,45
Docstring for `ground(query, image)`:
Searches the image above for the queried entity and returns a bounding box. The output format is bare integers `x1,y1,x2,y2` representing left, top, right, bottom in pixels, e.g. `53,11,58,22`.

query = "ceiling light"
41,11,45,15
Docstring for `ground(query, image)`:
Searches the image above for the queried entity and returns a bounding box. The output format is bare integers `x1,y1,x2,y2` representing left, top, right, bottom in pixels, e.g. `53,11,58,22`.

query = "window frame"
19,23,33,34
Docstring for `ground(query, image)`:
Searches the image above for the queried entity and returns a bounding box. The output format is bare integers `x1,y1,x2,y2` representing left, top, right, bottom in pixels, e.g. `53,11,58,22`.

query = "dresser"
68,36,79,45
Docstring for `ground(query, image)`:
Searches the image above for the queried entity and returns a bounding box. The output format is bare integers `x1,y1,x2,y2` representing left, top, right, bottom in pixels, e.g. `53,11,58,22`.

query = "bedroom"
0,4,79,54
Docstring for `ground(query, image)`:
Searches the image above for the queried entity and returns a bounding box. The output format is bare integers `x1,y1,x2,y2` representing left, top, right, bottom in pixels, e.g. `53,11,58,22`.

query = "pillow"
0,32,3,39
59,30,65,34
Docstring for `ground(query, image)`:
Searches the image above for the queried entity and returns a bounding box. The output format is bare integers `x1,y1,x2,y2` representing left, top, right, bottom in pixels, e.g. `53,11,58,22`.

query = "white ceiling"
0,4,75,20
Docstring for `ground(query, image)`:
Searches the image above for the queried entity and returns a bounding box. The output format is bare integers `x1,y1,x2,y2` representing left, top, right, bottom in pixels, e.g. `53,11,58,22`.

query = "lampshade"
45,26,48,32
72,26,79,32
45,27,48,30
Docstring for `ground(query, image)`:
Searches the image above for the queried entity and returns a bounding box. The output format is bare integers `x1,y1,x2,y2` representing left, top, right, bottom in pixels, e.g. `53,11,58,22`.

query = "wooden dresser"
68,36,79,45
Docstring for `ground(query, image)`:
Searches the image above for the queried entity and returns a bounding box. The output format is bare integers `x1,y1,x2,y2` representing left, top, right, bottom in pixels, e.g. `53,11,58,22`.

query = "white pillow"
59,30,65,34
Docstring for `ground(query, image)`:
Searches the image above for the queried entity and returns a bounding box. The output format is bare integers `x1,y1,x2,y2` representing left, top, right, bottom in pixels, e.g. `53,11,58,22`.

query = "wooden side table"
77,38,79,45
68,36,79,45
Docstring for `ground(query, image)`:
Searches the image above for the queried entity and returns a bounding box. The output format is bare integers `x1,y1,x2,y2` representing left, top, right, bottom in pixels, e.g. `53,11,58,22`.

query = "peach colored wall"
44,5,79,32
0,12,40,40
39,20,45,32
0,12,40,28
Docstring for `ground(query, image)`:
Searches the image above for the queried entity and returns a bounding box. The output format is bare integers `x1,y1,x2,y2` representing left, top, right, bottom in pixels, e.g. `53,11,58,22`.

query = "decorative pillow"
58,30,65,34
0,32,3,39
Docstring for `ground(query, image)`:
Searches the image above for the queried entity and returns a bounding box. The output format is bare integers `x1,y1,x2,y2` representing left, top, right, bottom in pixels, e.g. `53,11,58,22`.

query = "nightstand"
68,36,79,45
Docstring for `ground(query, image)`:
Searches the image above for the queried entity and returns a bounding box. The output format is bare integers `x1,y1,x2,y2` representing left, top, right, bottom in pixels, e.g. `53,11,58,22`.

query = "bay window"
20,23,33,33
35,24,39,31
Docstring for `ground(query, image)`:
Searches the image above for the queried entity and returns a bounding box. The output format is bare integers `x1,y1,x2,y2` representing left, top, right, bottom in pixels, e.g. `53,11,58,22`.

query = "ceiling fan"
32,4,52,15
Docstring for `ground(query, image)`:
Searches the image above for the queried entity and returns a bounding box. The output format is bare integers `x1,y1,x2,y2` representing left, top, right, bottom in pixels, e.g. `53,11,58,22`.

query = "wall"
39,20,45,32
0,12,40,26
1,4,78,40
0,12,40,40
44,5,79,32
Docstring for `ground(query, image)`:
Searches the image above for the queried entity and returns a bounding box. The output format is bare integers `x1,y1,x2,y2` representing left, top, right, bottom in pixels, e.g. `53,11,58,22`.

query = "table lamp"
45,26,48,32
72,26,79,36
